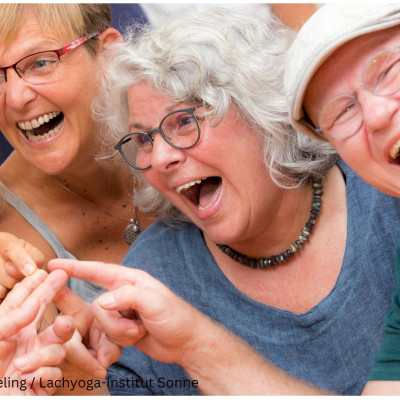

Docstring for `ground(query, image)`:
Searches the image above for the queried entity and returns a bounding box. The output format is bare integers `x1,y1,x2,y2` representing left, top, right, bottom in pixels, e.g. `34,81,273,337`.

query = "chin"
202,224,246,246
30,154,72,176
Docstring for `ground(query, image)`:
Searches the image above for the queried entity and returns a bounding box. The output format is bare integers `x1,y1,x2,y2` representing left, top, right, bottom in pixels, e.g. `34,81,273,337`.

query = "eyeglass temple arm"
300,106,323,134
59,32,100,55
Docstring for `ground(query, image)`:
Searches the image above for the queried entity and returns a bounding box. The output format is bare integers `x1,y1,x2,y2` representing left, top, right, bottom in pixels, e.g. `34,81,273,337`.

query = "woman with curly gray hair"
52,6,400,395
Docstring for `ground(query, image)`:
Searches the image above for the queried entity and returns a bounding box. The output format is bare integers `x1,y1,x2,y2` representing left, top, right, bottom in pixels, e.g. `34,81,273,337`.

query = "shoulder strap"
0,181,77,259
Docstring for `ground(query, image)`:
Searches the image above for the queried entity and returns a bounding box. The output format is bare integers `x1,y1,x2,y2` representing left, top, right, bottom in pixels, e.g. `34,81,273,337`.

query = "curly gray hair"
94,6,337,222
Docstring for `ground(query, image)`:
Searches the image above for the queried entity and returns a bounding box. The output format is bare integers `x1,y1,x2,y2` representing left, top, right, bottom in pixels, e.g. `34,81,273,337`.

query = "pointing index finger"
48,259,135,290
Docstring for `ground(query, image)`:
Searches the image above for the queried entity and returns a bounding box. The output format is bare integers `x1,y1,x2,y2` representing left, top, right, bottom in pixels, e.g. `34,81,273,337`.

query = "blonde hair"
0,4,111,54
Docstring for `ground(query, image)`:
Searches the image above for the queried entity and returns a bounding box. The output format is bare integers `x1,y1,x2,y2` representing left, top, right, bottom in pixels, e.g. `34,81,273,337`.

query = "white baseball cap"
285,3,400,141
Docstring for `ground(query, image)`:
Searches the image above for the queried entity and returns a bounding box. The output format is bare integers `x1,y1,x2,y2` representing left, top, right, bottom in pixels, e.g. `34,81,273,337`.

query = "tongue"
198,177,221,209
32,123,52,136
392,154,400,165
31,114,62,136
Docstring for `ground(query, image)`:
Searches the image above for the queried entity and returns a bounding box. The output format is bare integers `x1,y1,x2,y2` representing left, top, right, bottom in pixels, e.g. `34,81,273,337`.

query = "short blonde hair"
0,4,111,54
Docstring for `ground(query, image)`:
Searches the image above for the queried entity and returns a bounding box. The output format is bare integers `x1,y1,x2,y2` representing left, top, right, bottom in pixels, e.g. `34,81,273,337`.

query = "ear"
98,27,123,51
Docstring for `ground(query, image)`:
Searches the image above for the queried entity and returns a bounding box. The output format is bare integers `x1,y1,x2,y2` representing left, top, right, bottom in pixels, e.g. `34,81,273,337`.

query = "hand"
51,282,120,385
52,327,116,395
48,259,217,366
48,261,331,396
0,233,44,301
0,269,75,395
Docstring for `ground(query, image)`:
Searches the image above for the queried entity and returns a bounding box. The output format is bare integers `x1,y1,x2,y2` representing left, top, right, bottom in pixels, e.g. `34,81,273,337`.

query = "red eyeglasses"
0,32,100,92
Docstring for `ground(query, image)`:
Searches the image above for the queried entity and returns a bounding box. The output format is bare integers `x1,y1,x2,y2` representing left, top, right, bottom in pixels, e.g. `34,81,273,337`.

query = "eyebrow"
2,40,62,67
26,43,59,54
129,121,146,131
128,102,187,132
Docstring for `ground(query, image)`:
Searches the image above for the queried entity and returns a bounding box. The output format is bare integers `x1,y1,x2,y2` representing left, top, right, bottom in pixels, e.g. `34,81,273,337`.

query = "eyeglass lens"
318,48,400,138
119,108,201,169
0,51,61,93
0,32,99,94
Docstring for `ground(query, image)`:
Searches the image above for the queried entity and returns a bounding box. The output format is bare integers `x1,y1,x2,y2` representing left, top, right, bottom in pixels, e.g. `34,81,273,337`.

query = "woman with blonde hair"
0,4,153,393
0,4,154,301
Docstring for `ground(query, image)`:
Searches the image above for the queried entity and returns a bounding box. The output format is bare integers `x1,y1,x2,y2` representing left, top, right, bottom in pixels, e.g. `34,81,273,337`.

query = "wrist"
178,314,229,372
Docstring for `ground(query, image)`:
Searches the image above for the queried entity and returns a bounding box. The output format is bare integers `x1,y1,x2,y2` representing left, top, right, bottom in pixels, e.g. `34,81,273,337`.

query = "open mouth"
17,112,64,142
176,176,222,210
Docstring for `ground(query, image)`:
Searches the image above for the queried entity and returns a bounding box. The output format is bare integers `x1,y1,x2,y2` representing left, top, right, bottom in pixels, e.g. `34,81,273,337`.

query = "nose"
150,133,186,172
3,68,36,109
358,88,399,134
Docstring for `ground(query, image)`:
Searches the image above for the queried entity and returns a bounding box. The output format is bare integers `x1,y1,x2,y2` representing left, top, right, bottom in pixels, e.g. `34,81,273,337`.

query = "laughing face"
128,82,285,249
0,10,103,175
304,26,400,198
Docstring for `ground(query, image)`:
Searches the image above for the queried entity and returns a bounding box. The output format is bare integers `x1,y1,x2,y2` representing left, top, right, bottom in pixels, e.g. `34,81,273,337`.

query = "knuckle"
21,270,46,291
25,244,45,265
103,324,120,338
31,269,47,283
45,366,62,382
105,325,132,343
2,277,17,289
2,298,19,312
2,238,25,257
33,351,45,366
52,345,67,365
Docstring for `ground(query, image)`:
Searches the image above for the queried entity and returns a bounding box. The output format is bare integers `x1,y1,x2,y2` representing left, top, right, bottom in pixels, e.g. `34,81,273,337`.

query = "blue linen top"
107,161,400,395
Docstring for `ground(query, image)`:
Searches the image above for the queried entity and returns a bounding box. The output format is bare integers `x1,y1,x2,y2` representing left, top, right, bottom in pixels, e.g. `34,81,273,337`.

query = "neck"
56,164,133,202
206,180,316,259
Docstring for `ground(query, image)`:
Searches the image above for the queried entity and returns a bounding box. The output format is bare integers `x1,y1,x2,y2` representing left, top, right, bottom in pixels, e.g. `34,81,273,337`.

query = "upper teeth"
176,179,203,193
390,138,400,160
18,112,60,131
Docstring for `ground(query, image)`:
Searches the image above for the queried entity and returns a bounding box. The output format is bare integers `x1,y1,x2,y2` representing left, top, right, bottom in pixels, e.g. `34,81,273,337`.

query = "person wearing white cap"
286,3,400,197
285,2,400,394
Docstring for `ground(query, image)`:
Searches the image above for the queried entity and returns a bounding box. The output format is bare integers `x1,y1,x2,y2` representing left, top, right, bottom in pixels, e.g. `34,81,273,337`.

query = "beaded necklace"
216,179,323,269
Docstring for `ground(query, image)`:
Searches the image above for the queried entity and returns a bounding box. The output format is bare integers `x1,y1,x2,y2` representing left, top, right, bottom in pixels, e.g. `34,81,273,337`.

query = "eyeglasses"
0,32,100,94
114,105,203,170
315,46,400,139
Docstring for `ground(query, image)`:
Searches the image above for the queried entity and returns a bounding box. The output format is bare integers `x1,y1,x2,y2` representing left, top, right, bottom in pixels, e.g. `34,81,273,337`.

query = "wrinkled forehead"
304,25,400,120
325,24,400,71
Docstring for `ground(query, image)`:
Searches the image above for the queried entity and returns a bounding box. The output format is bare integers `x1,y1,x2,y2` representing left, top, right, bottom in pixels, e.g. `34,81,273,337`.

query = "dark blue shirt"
108,161,400,395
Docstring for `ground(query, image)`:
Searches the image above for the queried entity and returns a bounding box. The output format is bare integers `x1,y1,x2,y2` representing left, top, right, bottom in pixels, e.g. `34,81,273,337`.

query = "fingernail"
102,352,112,367
99,293,115,308
59,315,73,331
14,357,30,370
23,263,36,276
95,368,107,379
126,328,138,337
65,317,73,330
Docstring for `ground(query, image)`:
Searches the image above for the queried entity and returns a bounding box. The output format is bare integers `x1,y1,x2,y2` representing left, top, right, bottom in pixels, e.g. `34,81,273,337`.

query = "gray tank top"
0,181,103,302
